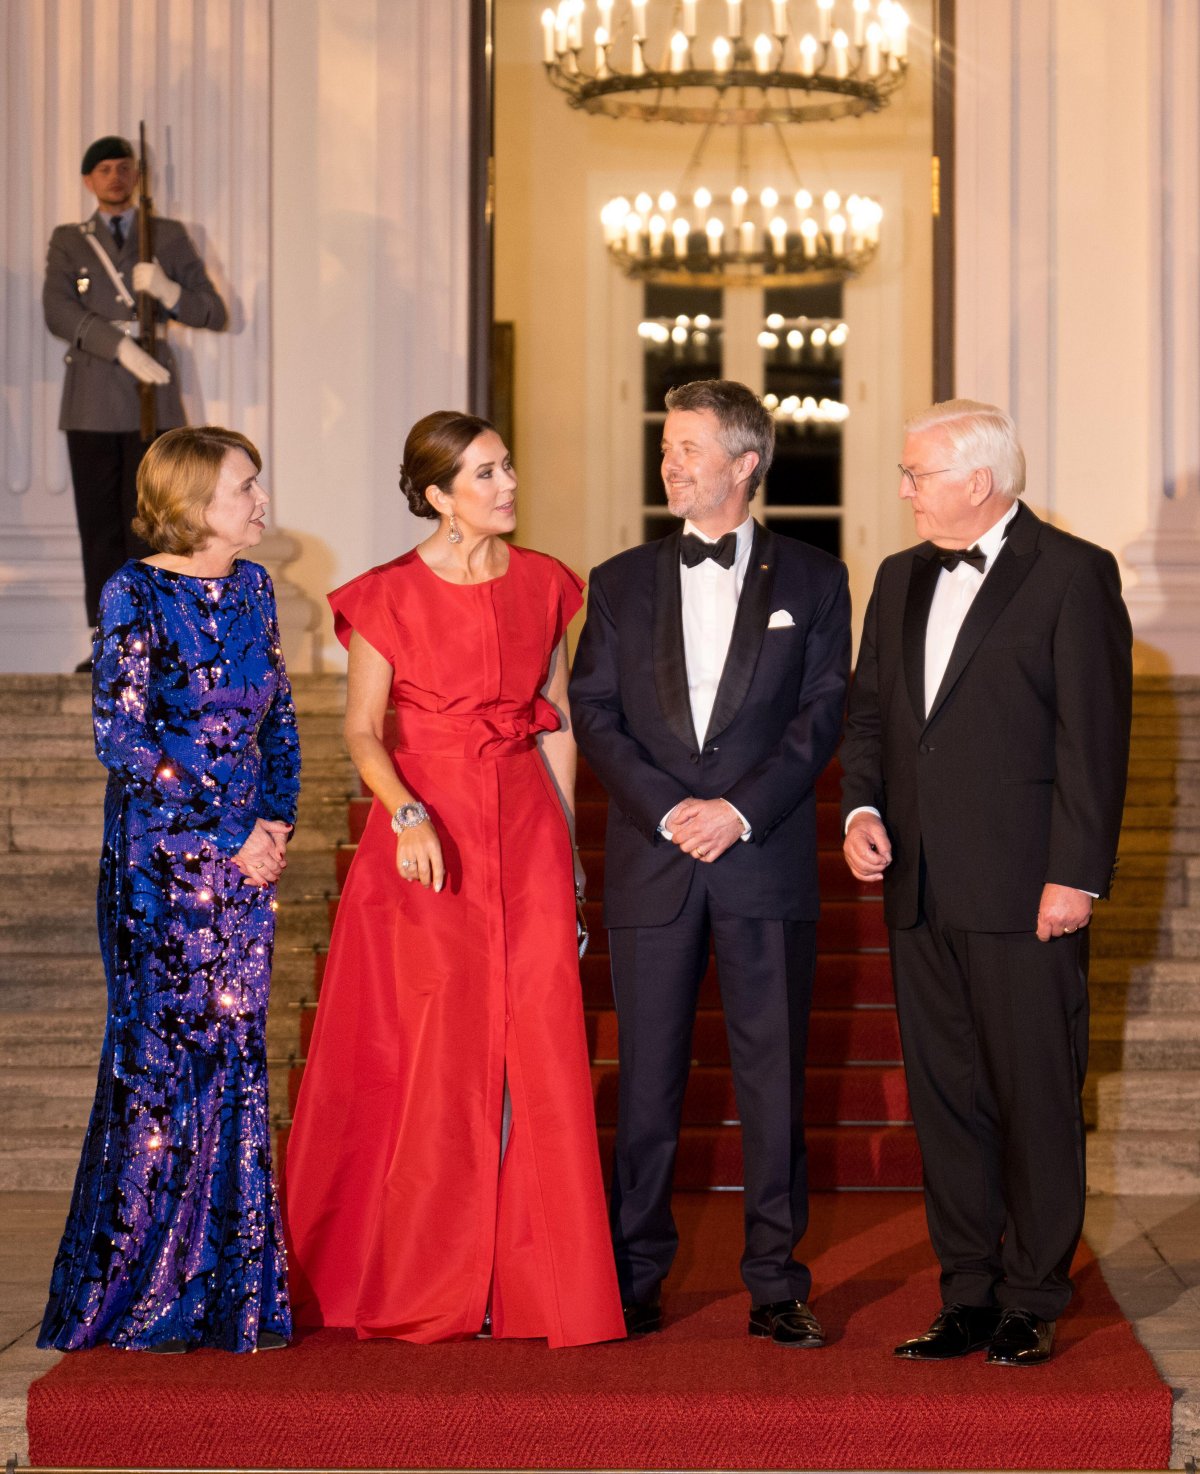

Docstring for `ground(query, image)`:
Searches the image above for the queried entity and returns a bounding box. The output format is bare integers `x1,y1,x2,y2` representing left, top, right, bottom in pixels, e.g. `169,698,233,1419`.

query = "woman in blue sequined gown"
39,426,301,1354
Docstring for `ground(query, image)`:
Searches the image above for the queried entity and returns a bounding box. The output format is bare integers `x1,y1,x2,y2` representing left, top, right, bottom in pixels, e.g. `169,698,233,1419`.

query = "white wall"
956,0,1200,673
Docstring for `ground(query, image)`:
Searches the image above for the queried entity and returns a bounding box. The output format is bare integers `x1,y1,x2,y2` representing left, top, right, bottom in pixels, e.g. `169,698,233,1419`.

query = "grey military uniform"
44,208,226,432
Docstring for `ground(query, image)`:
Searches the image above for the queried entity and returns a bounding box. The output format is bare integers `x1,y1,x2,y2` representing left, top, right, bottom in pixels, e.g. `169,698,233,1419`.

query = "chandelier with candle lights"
541,0,910,124
602,179,881,283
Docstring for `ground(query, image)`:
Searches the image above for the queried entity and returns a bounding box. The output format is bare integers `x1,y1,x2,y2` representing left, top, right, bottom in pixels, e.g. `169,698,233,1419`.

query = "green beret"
81,135,134,176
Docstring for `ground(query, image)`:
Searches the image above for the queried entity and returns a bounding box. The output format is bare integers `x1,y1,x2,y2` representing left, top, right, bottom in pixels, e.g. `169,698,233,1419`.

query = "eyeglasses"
897,463,956,494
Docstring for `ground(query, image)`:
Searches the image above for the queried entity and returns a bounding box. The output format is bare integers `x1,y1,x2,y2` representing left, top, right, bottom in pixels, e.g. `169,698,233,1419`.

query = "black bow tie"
936,544,987,574
681,531,737,570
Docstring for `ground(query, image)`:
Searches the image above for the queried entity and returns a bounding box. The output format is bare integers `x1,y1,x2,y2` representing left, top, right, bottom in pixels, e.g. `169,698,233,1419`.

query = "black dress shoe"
893,1303,1002,1360
255,1330,289,1351
748,1299,825,1347
142,1338,190,1354
73,657,92,674
622,1300,662,1337
985,1308,1055,1366
475,1312,493,1339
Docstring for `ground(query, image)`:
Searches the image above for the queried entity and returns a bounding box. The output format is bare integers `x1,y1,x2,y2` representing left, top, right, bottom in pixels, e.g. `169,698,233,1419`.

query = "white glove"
116,337,171,385
132,261,182,311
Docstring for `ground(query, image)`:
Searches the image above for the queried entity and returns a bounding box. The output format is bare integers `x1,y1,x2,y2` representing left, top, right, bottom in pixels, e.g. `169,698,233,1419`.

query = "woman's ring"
401,859,415,869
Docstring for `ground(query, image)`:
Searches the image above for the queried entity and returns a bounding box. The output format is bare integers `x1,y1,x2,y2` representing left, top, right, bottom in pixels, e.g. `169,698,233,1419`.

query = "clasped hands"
664,797,745,864
842,813,1092,943
233,818,293,887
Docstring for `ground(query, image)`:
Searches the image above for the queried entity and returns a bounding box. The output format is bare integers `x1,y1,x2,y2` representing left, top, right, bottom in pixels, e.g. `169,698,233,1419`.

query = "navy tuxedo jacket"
839,501,1133,933
569,523,851,927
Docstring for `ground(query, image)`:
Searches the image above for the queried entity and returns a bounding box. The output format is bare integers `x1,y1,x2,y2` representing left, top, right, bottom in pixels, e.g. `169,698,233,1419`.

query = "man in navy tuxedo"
569,379,850,1344
841,399,1132,1366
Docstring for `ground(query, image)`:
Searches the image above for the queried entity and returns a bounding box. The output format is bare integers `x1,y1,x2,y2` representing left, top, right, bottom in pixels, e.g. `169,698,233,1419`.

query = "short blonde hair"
133,426,262,554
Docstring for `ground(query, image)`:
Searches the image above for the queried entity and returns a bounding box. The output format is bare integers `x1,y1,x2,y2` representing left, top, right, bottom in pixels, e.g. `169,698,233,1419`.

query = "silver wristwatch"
390,801,430,834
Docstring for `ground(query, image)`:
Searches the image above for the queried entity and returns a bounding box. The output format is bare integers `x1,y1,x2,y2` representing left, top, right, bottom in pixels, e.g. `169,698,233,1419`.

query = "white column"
0,0,282,672
270,0,472,671
956,0,1200,674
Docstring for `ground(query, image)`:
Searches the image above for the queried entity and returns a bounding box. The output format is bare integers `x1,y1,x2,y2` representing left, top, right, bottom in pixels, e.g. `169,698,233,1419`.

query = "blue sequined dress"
39,559,301,1352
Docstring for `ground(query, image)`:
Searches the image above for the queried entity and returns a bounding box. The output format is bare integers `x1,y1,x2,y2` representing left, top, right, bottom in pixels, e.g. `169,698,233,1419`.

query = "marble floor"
2,1191,1198,1470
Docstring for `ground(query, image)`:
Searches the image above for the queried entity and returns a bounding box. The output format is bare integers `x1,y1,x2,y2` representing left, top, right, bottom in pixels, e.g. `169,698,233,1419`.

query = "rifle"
136,120,157,442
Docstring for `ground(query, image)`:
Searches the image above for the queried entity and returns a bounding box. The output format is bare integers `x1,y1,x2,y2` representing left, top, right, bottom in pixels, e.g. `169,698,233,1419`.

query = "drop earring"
448,511,463,545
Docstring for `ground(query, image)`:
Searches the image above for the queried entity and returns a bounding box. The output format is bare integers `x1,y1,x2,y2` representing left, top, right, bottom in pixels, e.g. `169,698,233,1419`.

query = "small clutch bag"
576,889,589,959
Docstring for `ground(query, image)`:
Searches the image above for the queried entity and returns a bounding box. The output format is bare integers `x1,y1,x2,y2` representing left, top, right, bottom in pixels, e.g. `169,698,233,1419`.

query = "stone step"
0,1137,86,1192
1088,1011,1200,1068
1089,958,1200,1014
1086,1129,1200,1194
1091,906,1200,956
1086,1069,1200,1133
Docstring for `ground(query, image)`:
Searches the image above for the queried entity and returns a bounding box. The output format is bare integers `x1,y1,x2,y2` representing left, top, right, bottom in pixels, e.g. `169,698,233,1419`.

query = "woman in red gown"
285,412,624,1347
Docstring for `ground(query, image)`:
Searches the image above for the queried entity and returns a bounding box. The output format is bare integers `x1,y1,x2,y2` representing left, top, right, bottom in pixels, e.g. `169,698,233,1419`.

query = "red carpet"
27,1194,1172,1470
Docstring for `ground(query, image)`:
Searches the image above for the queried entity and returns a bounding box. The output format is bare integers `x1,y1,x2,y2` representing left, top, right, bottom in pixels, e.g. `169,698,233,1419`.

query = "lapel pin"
760,563,769,570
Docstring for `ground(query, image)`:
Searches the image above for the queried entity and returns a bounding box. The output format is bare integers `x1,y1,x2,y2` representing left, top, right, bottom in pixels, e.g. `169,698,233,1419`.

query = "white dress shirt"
923,500,1019,716
659,516,755,842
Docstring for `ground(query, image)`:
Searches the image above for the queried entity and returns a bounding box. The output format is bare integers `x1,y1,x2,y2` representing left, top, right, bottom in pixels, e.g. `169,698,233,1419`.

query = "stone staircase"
1,673,1197,1194
0,674,354,1192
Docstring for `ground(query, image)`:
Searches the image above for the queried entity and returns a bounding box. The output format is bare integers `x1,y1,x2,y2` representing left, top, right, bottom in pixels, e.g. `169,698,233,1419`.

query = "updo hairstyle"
133,425,262,554
400,411,496,520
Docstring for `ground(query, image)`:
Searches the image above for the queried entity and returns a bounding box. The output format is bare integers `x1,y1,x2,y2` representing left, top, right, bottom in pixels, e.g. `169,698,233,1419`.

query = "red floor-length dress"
284,545,625,1347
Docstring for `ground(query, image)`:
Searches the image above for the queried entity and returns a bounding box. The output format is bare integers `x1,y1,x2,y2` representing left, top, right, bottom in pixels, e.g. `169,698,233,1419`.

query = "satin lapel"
704,522,776,744
925,502,1040,724
903,549,941,726
652,529,698,750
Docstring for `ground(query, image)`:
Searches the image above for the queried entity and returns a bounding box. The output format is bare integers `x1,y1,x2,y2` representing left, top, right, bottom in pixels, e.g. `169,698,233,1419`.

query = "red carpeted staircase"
287,757,922,1190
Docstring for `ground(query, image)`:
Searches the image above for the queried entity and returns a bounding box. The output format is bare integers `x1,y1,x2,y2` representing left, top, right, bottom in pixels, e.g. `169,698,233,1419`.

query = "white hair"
904,398,1026,499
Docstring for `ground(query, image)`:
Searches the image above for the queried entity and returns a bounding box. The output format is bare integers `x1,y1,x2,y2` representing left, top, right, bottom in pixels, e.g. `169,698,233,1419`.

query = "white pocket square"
767,609,795,629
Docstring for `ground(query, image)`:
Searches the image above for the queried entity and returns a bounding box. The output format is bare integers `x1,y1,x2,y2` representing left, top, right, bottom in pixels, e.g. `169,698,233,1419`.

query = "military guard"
43,134,227,663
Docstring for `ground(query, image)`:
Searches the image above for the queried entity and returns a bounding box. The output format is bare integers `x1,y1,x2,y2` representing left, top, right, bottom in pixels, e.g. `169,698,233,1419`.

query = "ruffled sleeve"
548,558,586,647
328,565,398,667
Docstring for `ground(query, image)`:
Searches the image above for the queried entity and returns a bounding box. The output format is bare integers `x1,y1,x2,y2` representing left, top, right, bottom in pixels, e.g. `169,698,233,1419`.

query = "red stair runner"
287,756,920,1190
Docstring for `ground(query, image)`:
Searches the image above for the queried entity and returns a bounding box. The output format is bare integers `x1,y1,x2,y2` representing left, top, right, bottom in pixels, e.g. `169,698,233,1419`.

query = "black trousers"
890,872,1090,1321
66,430,155,626
607,864,817,1305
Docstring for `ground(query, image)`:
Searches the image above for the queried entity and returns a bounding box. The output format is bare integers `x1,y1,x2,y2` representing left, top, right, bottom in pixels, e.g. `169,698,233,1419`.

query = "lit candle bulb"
853,0,870,46
706,217,725,256
866,200,882,243
632,0,647,38
799,32,818,75
772,0,789,36
754,33,773,72
794,188,813,227
631,36,645,74
541,8,557,63
817,0,834,43
769,216,788,257
787,328,804,354
740,219,756,255
865,21,882,75
832,29,849,77
757,330,779,349
682,0,698,36
658,190,677,224
731,186,748,226
672,217,690,257
766,312,785,329
760,186,780,210
829,213,846,254
823,189,841,212
890,4,909,58
598,0,613,28
670,29,689,72
728,0,743,37
713,35,732,71
649,214,666,256
694,186,713,209
801,216,819,258
568,0,584,51
625,212,642,257
595,26,610,76
811,327,829,361
635,191,654,217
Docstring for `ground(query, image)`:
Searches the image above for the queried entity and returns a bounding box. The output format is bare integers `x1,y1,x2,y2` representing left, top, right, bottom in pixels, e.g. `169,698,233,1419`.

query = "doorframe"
932,0,957,400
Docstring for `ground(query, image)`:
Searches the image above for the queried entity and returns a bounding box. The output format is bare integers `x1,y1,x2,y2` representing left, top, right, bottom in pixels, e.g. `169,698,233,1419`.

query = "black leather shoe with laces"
748,1299,825,1347
893,1304,1003,1360
985,1308,1055,1366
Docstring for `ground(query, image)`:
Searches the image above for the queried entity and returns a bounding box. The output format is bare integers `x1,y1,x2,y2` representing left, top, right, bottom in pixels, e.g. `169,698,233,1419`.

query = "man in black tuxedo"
569,379,850,1345
840,399,1132,1366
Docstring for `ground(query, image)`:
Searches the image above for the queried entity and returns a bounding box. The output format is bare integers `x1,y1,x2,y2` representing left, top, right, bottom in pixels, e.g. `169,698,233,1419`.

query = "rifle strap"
82,228,136,311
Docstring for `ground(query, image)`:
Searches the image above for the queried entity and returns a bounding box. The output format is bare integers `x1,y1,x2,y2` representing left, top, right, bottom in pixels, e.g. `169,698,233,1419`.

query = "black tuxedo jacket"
839,502,1133,933
569,523,850,927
